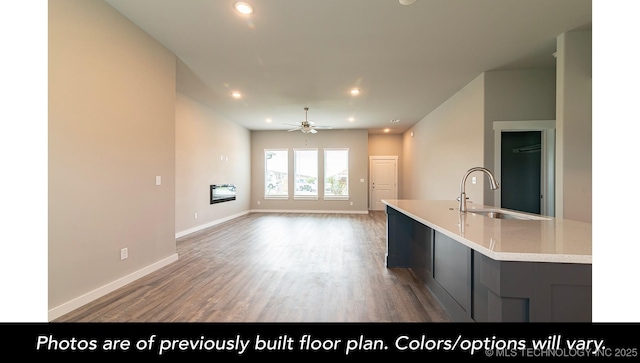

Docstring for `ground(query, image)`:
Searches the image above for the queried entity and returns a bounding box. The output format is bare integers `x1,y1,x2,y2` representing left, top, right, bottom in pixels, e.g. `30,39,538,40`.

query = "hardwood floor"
54,211,450,322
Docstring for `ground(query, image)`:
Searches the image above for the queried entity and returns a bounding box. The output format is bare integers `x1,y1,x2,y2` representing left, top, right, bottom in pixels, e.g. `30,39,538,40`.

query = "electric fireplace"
210,184,236,204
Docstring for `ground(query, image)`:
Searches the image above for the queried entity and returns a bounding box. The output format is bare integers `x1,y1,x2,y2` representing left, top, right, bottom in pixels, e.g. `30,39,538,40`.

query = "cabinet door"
433,232,472,315
411,222,432,283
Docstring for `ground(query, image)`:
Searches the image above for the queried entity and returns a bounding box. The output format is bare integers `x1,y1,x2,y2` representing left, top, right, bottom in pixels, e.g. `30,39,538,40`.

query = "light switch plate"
156,176,161,185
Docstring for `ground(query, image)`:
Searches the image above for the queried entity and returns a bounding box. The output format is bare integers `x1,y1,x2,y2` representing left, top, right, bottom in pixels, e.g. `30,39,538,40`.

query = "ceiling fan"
284,107,332,134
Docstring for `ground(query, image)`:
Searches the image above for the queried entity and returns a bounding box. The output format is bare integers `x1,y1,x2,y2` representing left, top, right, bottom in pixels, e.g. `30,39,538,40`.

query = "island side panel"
530,262,592,322
473,250,592,322
473,251,534,322
411,221,433,283
385,205,411,268
432,231,473,321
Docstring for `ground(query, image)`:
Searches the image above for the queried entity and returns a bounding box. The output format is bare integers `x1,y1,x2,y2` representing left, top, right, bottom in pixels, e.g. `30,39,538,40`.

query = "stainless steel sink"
468,209,551,221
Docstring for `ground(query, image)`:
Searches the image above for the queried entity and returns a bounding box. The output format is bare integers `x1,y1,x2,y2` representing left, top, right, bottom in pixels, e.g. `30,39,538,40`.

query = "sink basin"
468,209,551,221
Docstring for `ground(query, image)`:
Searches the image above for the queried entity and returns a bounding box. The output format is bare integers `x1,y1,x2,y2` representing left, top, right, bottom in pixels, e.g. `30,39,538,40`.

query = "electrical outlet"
472,176,477,184
350,201,353,206
194,212,198,219
120,248,128,260
257,201,261,205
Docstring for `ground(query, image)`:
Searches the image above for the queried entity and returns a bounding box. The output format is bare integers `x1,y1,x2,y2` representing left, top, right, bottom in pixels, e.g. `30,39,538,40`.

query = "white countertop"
382,199,592,264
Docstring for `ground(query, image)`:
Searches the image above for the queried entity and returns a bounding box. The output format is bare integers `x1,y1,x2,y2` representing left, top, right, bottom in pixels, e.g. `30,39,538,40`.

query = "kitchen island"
382,199,592,322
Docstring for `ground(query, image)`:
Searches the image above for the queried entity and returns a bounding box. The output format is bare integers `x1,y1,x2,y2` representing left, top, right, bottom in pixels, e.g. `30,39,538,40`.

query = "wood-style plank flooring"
54,211,450,322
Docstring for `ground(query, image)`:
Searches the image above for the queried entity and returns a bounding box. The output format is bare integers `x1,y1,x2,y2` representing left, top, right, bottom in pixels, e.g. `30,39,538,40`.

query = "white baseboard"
250,209,370,214
48,253,179,321
175,210,251,239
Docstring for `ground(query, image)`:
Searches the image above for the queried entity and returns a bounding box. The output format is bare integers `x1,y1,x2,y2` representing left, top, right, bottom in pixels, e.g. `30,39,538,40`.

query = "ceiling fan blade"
313,125,332,129
287,128,300,132
309,128,318,134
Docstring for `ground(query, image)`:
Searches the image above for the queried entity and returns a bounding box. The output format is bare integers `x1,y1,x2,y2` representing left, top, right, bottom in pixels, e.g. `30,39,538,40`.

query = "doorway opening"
493,120,555,217
501,131,541,214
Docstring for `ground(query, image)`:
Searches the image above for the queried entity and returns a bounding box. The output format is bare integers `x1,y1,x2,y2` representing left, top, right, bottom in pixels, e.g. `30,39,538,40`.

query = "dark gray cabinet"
432,232,473,321
384,206,412,268
385,205,592,322
473,251,592,322
410,221,432,283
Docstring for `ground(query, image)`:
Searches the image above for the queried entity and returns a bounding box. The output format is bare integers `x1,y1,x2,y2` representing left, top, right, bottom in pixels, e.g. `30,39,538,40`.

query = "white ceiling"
104,0,592,135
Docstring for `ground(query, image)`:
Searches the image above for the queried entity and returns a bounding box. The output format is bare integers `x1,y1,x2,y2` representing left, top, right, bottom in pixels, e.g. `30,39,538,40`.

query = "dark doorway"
501,131,541,214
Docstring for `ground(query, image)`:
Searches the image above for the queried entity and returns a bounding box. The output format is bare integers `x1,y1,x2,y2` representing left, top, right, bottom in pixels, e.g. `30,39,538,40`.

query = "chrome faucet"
458,167,499,212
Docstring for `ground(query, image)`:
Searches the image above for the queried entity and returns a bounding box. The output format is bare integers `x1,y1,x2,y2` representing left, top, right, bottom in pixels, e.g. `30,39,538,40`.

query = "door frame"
369,155,398,211
493,120,556,217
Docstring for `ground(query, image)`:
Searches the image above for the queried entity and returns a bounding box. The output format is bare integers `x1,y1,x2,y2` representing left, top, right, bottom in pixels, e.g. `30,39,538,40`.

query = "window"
324,148,349,200
264,149,288,198
294,149,318,199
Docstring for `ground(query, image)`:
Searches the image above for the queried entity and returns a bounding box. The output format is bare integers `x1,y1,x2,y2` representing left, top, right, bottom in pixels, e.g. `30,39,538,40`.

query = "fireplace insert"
210,184,236,204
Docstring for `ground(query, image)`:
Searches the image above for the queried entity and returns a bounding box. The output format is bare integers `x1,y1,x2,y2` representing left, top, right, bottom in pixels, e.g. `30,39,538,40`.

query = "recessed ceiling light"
399,0,416,5
234,2,253,15
350,88,360,96
266,118,272,123
348,117,355,122
390,119,400,123
231,91,242,98
384,128,390,133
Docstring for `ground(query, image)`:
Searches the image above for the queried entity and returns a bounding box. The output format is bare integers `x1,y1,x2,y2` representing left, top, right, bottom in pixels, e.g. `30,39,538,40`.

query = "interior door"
369,156,398,211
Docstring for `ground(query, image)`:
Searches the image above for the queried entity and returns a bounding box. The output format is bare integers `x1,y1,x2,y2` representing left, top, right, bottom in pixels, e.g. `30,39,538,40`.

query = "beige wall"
556,30,592,223
402,68,560,208
483,68,557,204
175,93,251,236
402,74,486,203
250,129,369,212
368,134,403,157
48,0,177,318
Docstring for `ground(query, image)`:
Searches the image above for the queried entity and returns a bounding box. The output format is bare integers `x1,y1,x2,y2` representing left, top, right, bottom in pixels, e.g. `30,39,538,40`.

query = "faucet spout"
459,167,499,212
